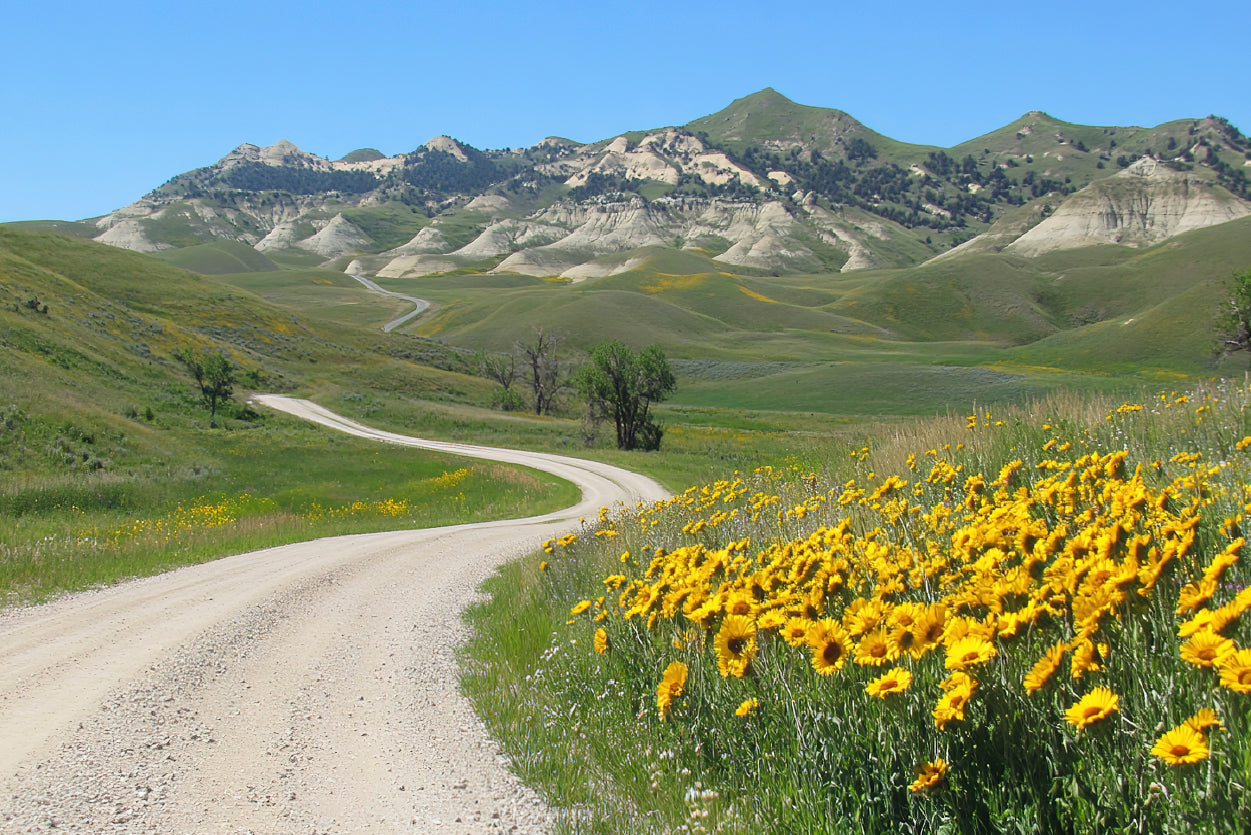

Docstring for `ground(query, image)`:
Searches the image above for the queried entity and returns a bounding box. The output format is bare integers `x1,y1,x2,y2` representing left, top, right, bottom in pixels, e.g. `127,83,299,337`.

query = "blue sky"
2,0,1247,223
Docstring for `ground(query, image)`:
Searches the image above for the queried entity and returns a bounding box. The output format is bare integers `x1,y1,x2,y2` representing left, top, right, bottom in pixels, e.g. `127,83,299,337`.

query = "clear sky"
2,0,1247,223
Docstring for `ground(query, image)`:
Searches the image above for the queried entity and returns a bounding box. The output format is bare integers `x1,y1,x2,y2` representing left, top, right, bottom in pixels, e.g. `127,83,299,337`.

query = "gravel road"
0,396,668,833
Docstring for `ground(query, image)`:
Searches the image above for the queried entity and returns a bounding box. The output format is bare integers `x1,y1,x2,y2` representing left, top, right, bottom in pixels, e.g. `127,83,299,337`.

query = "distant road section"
0,397,667,833
349,273,430,332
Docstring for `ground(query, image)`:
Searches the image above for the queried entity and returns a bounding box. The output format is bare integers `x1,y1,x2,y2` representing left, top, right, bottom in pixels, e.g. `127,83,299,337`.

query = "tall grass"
0,424,576,606
463,381,1251,833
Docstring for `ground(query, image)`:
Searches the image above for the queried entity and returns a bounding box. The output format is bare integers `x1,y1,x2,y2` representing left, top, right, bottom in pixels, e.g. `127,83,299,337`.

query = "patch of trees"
843,137,878,162
394,148,511,195
477,333,677,450
1209,157,1251,200
1217,268,1251,366
569,170,644,201
575,341,676,451
217,162,378,195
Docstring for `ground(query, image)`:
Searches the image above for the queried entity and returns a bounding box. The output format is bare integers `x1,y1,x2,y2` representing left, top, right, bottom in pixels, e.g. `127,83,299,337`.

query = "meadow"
462,382,1251,833
0,412,577,605
4,223,1251,830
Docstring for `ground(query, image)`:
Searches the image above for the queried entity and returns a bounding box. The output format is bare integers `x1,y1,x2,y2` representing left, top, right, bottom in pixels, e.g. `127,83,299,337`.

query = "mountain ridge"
80,89,1251,279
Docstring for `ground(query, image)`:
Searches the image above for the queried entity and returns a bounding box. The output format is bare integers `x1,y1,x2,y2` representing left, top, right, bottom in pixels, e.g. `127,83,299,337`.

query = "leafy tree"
1217,268,1251,366
174,346,236,425
575,341,676,451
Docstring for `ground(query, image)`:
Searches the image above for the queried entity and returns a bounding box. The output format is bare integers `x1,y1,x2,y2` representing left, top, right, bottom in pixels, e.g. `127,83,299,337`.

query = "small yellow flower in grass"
1151,724,1209,765
854,627,898,667
945,635,997,671
808,619,852,675
866,666,913,698
908,758,948,795
735,698,760,717
570,600,592,616
1218,648,1251,694
594,627,609,655
1180,629,1236,669
1184,707,1223,733
1024,642,1066,695
908,605,948,657
1069,637,1107,679
656,661,688,720
539,561,548,571
1065,687,1119,729
933,673,976,730
714,615,758,678
781,616,812,648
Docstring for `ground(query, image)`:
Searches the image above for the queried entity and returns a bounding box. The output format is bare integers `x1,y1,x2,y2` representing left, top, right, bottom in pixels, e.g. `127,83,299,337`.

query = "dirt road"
0,397,668,833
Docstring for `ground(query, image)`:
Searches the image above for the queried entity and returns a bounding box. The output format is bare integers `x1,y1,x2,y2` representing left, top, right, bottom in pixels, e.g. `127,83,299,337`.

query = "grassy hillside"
0,229,584,603
2,213,1248,601
686,88,933,163
387,218,1248,396
154,239,280,274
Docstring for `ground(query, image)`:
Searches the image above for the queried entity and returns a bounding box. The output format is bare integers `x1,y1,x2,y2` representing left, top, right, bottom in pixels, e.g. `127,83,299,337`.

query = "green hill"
154,240,280,274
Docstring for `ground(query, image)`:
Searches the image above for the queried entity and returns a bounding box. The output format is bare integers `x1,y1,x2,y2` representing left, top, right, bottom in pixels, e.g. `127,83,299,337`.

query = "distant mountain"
84,89,1251,278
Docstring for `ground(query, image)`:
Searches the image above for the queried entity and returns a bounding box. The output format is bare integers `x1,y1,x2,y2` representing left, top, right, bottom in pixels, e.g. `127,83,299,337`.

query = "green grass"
154,240,280,274
1,219,101,238
0,413,577,605
211,269,410,329
337,201,432,252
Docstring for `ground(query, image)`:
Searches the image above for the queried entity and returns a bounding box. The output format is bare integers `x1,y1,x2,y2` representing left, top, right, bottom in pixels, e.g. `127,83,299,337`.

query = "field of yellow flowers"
466,385,1251,833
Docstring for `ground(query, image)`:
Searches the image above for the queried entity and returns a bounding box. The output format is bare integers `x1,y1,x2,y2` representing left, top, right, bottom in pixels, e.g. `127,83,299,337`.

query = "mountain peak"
742,87,794,105
686,89,866,157
422,136,470,161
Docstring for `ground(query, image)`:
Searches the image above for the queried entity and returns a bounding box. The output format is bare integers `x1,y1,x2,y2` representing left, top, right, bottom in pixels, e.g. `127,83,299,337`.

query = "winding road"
348,274,430,333
0,397,667,833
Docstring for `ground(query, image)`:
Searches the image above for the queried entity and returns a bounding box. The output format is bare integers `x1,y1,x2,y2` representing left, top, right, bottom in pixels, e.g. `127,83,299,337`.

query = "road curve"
348,274,431,333
0,397,668,834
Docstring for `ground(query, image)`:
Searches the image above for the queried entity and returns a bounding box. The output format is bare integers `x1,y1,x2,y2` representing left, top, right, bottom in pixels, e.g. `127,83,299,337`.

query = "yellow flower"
656,661,688,720
865,666,913,698
1180,629,1236,668
1150,724,1209,765
945,635,997,671
843,598,885,636
714,615,758,678
782,616,813,648
1218,648,1251,694
1184,707,1223,733
723,591,758,618
908,758,948,795
1069,637,1107,679
808,619,852,675
735,698,760,717
933,684,974,730
594,627,609,655
570,599,592,616
1065,687,1119,729
1024,642,1066,695
908,605,948,656
854,627,898,667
